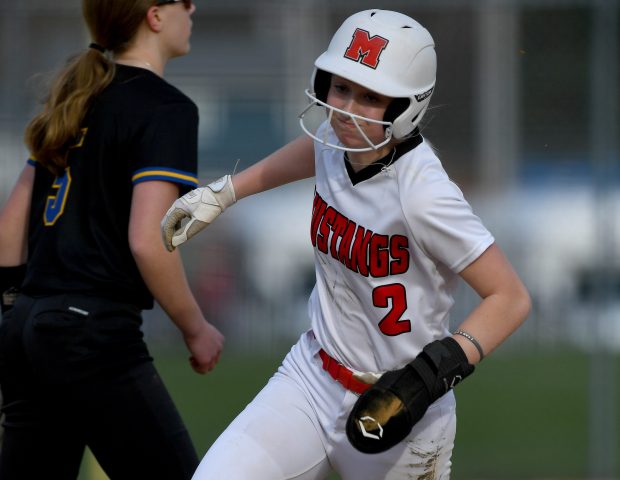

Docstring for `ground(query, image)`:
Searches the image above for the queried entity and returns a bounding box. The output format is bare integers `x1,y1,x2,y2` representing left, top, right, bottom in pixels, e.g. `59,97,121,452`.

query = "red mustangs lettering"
343,28,389,69
311,191,409,278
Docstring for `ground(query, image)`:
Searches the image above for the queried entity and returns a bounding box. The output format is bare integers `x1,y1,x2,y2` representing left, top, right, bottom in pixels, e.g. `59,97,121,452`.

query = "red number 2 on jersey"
373,283,411,336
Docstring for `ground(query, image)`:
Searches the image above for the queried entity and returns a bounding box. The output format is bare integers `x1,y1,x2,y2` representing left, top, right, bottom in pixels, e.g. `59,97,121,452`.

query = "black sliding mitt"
346,337,474,454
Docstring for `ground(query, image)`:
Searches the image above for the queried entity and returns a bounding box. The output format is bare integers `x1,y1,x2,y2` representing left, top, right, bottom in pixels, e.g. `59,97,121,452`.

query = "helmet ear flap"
384,98,409,124
313,69,332,103
384,98,410,138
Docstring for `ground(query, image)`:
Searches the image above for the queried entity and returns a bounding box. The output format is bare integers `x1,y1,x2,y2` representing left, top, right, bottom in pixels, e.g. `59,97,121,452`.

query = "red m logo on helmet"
344,28,389,69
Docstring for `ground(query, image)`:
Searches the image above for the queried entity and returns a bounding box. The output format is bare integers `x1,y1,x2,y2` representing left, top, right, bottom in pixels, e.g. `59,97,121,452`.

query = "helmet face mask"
299,9,436,152
299,87,394,152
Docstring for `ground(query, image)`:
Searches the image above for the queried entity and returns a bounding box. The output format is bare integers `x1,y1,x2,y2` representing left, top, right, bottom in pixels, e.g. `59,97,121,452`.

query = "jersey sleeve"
402,162,494,274
130,101,199,194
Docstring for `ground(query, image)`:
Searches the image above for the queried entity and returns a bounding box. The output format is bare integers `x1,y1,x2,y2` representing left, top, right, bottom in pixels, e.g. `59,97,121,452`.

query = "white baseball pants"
193,330,457,480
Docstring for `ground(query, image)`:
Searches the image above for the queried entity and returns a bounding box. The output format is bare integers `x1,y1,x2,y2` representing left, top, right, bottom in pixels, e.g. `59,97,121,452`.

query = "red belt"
319,349,372,395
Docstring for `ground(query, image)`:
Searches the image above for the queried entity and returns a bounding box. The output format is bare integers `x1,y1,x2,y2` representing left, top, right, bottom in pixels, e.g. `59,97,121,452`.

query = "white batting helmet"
299,9,436,151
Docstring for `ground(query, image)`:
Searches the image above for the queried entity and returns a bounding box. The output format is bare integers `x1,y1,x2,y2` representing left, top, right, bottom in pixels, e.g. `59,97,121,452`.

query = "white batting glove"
161,175,236,252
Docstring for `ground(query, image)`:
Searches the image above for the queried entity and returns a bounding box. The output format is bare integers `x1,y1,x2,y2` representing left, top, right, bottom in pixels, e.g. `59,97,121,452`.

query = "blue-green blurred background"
1,0,619,478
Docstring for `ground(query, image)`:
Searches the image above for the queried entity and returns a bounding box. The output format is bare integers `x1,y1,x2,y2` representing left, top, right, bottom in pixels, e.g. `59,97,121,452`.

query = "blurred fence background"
1,0,619,478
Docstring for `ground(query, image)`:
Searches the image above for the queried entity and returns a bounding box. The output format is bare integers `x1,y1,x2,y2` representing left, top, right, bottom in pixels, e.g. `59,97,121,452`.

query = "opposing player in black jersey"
0,1,223,479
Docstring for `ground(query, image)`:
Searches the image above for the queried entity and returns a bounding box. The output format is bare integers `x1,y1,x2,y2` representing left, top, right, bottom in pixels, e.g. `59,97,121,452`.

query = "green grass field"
79,347,619,479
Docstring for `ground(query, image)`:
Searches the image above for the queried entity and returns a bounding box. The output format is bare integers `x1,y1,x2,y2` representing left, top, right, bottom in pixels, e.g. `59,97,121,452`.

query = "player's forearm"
232,135,315,200
130,180,207,335
455,243,531,364
0,165,34,265
453,286,531,364
133,244,205,336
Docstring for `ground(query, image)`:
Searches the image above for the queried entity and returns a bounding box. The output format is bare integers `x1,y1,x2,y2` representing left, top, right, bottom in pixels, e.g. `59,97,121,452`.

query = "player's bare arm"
0,164,34,266
161,134,315,251
130,180,224,374
453,242,532,363
231,134,315,200
0,164,34,313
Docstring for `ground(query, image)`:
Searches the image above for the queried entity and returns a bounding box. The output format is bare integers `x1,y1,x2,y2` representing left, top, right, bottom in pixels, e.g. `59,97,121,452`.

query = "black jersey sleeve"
130,101,199,194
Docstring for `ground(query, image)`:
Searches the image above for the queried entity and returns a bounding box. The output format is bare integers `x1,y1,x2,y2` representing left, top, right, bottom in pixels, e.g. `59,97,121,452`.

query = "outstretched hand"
161,175,236,251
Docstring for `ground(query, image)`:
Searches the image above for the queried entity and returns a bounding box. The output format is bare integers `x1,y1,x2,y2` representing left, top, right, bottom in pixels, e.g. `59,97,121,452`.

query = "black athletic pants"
0,294,199,480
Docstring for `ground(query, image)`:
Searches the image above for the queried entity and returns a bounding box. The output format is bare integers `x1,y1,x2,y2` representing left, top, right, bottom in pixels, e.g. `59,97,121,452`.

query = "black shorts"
0,294,199,480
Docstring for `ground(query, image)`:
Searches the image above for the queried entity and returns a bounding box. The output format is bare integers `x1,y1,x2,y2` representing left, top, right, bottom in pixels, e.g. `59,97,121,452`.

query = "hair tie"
89,43,106,53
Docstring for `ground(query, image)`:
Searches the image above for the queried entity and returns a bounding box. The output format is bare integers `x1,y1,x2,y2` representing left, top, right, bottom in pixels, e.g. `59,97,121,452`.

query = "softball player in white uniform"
162,9,531,480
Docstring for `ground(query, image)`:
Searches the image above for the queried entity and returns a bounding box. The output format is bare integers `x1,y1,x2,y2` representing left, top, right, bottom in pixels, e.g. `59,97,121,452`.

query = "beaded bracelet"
454,330,485,361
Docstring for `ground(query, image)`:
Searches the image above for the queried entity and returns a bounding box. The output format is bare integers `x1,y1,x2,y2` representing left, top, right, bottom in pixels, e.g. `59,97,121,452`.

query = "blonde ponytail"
25,48,115,176
24,0,157,175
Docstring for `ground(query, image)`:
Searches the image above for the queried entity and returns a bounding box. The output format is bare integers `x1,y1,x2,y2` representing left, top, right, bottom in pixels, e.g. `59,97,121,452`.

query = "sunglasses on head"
156,0,192,8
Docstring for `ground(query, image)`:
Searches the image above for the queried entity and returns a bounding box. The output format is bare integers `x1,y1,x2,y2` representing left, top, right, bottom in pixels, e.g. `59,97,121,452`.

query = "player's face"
326,75,393,151
158,0,196,58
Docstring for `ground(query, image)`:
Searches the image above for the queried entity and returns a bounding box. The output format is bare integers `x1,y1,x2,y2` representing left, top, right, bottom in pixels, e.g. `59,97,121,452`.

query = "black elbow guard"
346,337,474,454
0,264,27,314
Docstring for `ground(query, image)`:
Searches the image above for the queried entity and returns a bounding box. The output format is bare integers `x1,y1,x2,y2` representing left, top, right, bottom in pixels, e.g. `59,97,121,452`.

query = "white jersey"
308,122,494,373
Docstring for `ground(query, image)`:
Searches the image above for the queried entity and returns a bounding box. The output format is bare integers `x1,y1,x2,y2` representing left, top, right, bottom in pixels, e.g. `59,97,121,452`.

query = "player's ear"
145,6,164,32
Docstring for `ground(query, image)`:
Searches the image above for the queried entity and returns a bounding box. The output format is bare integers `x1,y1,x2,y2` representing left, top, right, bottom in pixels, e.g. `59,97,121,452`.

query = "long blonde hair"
25,0,155,176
